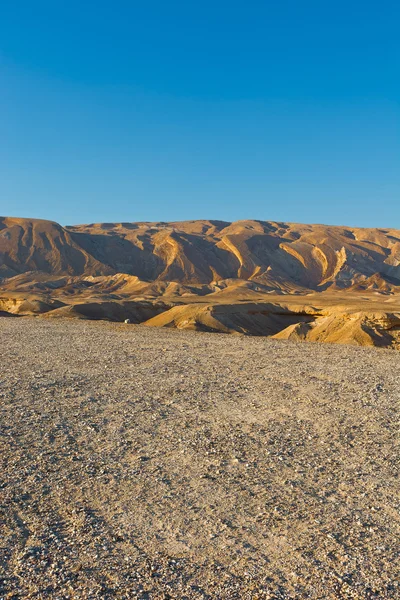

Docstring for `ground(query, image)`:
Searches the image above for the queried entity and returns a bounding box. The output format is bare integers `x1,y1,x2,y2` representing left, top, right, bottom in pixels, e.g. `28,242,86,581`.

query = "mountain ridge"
2,216,400,292
1,216,400,348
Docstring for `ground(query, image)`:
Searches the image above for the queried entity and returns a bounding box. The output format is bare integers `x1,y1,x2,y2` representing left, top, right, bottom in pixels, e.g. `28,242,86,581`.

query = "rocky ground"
0,318,399,599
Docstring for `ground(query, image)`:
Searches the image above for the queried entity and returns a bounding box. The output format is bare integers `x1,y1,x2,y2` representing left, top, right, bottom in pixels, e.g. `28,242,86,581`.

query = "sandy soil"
0,319,399,599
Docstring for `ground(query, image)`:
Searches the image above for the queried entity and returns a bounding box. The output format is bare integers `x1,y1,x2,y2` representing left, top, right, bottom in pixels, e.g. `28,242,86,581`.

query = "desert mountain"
1,216,400,347
1,216,400,290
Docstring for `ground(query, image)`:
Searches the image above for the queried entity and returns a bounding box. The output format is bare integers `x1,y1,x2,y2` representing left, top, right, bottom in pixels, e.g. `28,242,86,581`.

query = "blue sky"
0,0,399,227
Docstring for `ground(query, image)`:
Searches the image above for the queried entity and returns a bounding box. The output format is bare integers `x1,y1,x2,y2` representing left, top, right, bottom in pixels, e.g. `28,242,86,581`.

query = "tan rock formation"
1,216,400,347
2,216,400,290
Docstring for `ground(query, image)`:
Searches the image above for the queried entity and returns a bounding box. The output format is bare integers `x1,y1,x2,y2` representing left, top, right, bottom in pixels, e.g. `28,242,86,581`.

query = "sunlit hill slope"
1,216,400,347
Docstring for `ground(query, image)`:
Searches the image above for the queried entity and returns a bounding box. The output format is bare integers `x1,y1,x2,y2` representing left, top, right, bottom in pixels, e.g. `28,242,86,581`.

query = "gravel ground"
0,318,399,599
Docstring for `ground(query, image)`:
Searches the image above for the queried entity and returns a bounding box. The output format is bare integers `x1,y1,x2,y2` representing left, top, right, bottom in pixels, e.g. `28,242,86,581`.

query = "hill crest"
1,216,400,293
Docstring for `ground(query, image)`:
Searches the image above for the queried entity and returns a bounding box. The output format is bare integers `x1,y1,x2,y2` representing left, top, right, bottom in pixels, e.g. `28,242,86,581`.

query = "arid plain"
1,319,399,598
1,216,400,599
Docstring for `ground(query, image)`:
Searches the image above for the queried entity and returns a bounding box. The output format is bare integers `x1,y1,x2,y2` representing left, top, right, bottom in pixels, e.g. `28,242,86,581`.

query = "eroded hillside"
1,216,400,347
2,216,400,289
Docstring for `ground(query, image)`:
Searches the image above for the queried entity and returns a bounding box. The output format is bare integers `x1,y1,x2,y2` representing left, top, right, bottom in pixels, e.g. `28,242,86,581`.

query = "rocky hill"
2,216,400,291
1,216,400,348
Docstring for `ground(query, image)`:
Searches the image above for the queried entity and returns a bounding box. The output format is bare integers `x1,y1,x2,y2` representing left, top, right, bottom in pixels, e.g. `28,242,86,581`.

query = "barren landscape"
1,318,399,599
1,216,400,349
2,3,399,599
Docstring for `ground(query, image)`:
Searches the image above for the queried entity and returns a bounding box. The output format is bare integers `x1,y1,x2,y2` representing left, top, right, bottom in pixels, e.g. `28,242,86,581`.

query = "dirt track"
1,318,399,599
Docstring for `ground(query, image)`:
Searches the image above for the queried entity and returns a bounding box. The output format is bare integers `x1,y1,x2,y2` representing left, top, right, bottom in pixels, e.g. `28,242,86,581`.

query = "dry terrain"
1,318,399,599
1,217,400,348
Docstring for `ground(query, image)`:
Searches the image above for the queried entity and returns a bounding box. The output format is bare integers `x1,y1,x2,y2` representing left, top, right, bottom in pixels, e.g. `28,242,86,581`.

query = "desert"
2,2,399,597
1,318,399,598
1,217,400,597
1,216,400,349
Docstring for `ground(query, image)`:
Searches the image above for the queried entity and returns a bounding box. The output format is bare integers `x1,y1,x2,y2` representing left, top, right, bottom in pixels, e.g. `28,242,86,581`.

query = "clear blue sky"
1,1,399,227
